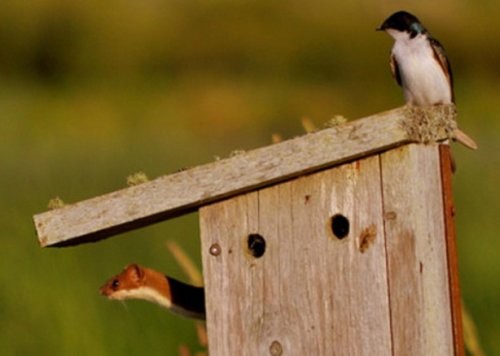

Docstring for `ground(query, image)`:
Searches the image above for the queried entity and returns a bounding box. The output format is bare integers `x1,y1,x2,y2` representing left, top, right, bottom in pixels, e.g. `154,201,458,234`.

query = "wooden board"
200,155,392,355
380,144,454,355
34,106,455,247
439,145,465,356
200,144,461,355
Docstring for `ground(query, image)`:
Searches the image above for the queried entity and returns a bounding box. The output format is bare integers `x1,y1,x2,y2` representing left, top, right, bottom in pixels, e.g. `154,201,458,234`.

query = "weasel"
100,264,205,320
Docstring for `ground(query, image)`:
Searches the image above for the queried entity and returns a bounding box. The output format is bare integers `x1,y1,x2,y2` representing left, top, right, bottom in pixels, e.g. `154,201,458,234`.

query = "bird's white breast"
392,34,452,105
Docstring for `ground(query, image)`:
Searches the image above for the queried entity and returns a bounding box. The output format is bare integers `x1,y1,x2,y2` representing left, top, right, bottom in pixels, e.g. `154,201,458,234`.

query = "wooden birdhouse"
33,106,464,355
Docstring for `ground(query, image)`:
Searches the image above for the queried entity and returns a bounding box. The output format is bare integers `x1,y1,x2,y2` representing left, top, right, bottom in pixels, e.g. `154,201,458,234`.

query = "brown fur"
99,264,171,301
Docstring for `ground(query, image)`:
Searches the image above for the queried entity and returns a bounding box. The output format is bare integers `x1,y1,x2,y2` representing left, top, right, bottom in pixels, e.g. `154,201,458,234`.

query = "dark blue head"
377,11,427,38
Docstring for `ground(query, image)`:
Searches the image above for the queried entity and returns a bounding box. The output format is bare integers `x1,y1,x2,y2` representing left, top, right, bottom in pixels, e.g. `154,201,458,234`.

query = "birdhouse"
33,106,464,355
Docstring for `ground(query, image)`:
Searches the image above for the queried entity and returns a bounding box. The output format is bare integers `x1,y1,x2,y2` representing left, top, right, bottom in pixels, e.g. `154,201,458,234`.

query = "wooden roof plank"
33,106,453,247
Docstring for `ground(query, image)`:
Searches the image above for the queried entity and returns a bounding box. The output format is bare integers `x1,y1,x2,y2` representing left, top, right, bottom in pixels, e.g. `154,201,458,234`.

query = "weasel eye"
111,279,120,290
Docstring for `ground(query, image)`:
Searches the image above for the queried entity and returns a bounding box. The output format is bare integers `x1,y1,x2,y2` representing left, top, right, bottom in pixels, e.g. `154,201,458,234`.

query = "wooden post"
32,106,464,355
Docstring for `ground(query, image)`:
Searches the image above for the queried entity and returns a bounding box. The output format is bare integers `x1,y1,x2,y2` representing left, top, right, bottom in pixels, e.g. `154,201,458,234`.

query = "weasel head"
99,264,173,310
100,263,205,319
100,263,147,299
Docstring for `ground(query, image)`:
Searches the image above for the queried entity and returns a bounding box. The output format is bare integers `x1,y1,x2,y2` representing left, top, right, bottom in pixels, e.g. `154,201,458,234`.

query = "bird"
377,11,453,106
377,10,477,150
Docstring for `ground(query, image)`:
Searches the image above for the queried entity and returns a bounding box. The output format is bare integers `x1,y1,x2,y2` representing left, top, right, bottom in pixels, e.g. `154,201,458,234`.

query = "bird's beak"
376,26,384,31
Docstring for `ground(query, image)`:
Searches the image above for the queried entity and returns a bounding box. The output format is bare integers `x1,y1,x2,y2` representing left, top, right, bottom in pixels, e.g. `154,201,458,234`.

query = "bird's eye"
111,279,120,290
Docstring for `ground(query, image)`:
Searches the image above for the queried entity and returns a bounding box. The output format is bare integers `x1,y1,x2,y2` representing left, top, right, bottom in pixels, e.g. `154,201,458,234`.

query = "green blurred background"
1,0,498,354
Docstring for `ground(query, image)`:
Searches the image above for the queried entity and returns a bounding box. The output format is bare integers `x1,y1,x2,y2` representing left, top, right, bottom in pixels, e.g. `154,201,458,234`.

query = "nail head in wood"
209,243,221,256
269,340,283,356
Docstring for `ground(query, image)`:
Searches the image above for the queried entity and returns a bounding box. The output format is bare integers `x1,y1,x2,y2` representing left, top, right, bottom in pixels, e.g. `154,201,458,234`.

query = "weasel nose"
99,285,109,296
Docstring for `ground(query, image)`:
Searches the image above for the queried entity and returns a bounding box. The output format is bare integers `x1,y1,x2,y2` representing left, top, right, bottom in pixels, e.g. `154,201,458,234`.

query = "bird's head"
377,11,427,40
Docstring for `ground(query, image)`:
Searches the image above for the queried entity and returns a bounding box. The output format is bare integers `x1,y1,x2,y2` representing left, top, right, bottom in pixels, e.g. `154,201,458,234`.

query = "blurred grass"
0,0,499,355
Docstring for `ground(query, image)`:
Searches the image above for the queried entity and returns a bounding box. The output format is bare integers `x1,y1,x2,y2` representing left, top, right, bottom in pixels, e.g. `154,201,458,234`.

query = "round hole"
331,214,350,239
247,233,266,258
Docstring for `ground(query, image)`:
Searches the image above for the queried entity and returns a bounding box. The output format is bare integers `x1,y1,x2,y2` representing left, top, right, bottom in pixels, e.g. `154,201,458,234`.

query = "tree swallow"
377,11,478,151
377,11,453,106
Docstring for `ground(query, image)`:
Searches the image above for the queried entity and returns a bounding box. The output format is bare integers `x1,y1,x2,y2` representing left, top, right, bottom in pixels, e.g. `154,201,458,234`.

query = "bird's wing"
430,37,455,101
390,53,402,87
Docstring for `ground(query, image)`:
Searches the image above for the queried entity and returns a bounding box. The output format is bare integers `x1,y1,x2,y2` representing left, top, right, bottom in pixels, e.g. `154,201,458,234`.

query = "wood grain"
380,144,454,355
34,106,455,247
200,155,392,355
439,145,465,355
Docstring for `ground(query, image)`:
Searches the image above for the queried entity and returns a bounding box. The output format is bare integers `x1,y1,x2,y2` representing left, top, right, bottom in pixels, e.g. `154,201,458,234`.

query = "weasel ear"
126,264,144,282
